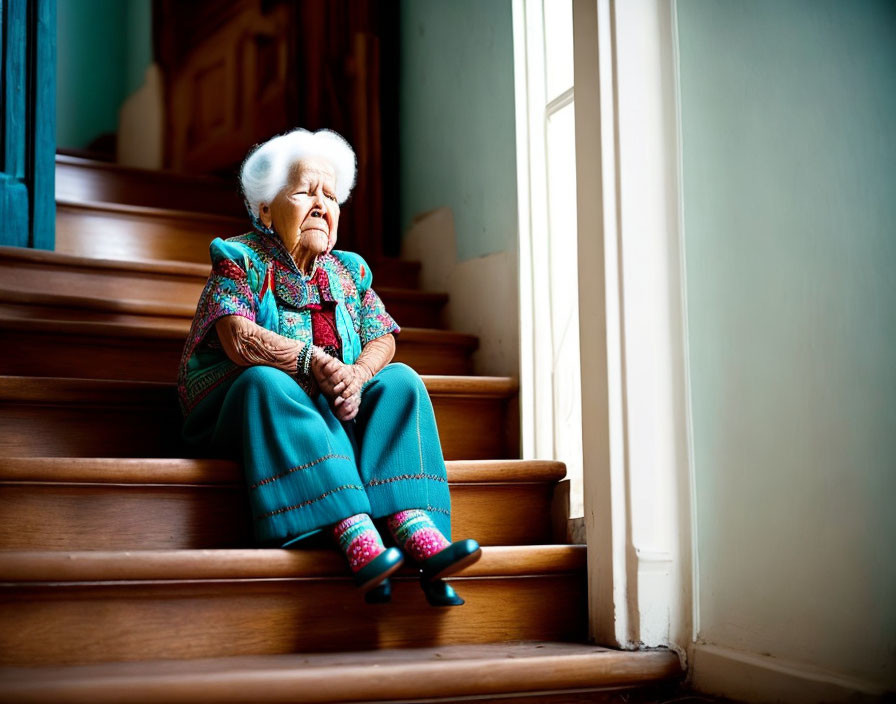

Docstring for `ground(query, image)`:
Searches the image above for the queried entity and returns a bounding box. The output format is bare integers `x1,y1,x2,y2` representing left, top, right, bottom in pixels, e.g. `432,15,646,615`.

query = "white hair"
240,128,357,217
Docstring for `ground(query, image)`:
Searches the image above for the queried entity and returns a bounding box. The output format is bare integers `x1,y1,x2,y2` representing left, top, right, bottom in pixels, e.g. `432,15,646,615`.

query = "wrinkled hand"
310,348,370,421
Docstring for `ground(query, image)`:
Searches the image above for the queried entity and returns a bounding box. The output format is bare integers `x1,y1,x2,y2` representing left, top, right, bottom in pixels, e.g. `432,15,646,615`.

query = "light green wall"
57,0,152,150
678,0,896,687
399,0,518,261
125,0,153,96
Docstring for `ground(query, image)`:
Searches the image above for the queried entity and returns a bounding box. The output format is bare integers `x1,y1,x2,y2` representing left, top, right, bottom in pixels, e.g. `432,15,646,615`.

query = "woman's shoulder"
209,233,269,270
329,250,373,290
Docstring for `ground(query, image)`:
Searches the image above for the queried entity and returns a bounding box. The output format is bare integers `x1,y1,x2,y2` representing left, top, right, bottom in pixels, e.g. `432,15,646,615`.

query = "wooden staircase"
0,157,682,702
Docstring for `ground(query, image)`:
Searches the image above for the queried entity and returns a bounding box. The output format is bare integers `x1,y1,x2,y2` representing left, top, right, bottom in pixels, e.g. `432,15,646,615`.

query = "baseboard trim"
690,643,890,703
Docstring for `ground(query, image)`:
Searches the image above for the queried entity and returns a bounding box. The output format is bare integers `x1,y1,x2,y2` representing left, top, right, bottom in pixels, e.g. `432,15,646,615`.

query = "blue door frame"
1,0,55,249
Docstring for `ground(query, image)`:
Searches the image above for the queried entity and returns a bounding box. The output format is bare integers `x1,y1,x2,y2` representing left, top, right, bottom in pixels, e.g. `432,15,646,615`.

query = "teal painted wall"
399,0,518,261
57,0,152,150
678,0,896,686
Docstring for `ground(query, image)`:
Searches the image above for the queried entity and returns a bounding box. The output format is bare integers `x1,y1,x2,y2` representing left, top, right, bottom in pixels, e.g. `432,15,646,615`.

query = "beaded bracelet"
295,344,313,381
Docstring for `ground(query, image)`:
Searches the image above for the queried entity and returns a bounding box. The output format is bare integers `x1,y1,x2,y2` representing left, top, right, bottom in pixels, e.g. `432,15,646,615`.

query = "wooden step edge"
0,248,423,288
0,245,211,279
418,375,518,396
0,643,683,704
0,317,477,347
0,458,566,485
0,316,189,339
0,375,516,404
0,545,585,583
0,288,197,319
55,153,236,189
56,196,247,227
0,286,450,318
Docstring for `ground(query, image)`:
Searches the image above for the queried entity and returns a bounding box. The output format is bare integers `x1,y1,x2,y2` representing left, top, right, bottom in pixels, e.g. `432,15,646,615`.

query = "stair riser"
0,329,473,380
56,205,243,265
0,483,556,550
0,396,511,460
0,575,587,666
0,258,206,309
54,207,423,289
56,156,246,218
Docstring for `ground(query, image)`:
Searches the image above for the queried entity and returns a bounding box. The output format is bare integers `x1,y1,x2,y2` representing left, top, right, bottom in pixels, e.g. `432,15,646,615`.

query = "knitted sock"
332,513,387,573
387,509,451,563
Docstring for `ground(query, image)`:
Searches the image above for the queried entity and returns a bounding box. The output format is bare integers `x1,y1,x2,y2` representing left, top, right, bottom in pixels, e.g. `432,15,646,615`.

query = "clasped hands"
310,347,370,421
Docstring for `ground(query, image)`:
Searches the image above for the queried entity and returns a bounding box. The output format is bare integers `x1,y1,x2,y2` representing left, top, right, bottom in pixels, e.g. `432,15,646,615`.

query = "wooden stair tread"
0,374,517,403
0,249,442,305
0,315,476,346
0,318,477,376
0,458,561,550
0,457,565,485
0,545,584,583
0,375,517,460
0,554,587,665
1,244,422,288
0,642,683,703
56,154,245,218
57,197,247,228
0,247,446,327
0,245,212,278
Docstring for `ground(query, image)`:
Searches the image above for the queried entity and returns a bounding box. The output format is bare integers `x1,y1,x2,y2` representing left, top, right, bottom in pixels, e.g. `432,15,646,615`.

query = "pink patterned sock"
332,513,387,573
387,509,451,563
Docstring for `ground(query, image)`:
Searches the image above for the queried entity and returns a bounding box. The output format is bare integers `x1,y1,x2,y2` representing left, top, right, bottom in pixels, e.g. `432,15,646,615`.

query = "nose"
310,189,325,218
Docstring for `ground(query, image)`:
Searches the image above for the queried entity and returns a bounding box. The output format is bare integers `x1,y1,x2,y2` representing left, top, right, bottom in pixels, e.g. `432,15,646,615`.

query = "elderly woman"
177,128,480,605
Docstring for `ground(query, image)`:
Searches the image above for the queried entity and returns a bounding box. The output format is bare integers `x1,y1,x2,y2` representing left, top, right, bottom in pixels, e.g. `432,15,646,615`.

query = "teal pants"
183,363,452,546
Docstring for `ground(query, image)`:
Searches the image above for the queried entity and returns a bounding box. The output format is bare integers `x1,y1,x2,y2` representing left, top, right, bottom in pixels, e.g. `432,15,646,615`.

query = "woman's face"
260,157,340,257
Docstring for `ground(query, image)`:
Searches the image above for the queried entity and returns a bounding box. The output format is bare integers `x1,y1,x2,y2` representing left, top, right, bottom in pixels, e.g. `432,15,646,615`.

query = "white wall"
402,208,519,378
677,1,896,699
399,0,518,262
398,0,519,378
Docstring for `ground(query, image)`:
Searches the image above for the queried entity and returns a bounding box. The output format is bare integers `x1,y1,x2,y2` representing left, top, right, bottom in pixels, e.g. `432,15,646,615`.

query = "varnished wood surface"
0,375,517,404
0,457,566,485
54,198,425,277
55,154,245,218
0,322,476,378
0,460,562,549
0,642,683,703
55,200,245,264
0,276,448,328
0,376,515,460
0,575,587,666
0,245,420,291
0,545,585,582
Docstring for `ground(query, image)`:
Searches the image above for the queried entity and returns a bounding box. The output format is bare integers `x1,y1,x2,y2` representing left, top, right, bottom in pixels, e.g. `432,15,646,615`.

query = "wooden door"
155,0,399,259
0,0,55,249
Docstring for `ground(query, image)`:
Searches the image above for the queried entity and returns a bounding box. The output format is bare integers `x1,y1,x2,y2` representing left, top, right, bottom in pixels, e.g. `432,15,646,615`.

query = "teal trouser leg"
186,366,370,546
182,363,452,545
352,363,452,540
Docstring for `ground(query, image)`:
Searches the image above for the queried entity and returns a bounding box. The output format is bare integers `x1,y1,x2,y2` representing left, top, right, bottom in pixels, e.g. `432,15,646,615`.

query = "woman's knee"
229,365,303,402
374,363,426,394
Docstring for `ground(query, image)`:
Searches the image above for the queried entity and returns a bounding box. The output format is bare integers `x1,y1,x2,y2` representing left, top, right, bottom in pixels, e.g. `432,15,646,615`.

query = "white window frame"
517,0,697,652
